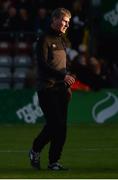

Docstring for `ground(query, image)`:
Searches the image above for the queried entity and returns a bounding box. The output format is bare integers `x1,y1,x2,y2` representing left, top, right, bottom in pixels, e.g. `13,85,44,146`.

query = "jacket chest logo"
51,43,57,49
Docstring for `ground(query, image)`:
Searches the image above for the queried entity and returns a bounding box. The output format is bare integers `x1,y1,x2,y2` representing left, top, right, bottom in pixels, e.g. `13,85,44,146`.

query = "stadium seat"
0,55,13,67
14,41,32,54
0,32,15,42
0,82,11,89
13,67,28,89
0,41,12,54
13,82,26,89
13,55,32,67
0,67,11,80
13,67,28,79
0,67,12,89
16,32,35,42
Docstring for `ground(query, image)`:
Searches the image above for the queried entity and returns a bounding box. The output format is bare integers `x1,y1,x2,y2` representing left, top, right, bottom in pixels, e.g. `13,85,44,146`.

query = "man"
29,8,75,170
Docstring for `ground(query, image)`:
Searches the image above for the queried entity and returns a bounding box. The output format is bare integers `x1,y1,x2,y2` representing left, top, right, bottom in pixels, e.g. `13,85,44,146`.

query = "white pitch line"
0,147,118,153
0,150,27,153
81,147,118,151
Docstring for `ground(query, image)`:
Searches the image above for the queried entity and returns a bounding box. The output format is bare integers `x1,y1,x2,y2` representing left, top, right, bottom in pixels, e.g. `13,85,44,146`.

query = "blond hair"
51,8,71,20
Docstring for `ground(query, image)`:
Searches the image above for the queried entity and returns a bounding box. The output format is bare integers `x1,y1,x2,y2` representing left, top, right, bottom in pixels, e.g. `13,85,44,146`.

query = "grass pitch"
0,123,118,178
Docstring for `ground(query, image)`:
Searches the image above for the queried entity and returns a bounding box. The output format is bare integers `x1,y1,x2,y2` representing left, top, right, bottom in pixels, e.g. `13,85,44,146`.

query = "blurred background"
0,0,118,90
0,1,118,178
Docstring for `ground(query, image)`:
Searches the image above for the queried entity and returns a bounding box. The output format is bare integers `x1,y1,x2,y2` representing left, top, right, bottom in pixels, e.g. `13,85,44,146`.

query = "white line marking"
0,150,27,153
0,147,118,153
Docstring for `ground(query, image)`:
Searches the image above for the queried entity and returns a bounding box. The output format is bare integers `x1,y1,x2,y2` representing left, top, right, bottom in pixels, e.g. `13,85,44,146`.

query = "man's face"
52,15,70,34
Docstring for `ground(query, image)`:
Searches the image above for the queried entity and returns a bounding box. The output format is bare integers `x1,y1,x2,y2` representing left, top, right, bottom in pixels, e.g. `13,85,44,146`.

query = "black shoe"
48,162,68,171
29,150,40,170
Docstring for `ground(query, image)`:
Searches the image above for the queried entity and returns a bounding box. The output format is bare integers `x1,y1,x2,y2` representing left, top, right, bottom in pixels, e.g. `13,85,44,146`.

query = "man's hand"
64,74,75,86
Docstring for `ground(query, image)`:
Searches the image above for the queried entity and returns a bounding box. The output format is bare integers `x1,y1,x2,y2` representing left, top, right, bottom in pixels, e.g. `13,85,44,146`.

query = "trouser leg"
32,124,51,153
32,88,68,162
48,92,68,164
49,123,67,164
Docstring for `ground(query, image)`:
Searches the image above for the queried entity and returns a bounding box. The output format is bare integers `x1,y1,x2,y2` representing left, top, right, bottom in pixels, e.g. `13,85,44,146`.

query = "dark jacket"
36,28,70,90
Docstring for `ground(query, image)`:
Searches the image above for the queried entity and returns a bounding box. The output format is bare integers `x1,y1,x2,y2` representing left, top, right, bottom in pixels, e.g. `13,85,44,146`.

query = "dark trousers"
32,86,69,164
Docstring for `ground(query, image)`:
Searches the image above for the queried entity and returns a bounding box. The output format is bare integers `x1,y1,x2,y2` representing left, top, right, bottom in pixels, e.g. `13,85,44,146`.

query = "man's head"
50,8,71,34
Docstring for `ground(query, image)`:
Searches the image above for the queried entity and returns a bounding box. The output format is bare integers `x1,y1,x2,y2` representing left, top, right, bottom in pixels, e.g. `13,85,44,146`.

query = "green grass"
0,123,118,178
